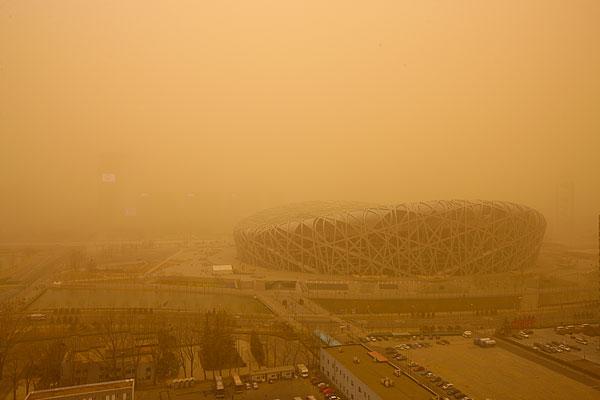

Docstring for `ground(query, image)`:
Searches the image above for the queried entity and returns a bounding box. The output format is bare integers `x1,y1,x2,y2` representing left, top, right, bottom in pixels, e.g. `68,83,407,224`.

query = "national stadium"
234,200,546,278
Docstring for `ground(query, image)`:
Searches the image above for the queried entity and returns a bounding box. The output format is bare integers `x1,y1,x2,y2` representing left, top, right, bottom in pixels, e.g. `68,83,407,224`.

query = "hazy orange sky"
1,1,599,242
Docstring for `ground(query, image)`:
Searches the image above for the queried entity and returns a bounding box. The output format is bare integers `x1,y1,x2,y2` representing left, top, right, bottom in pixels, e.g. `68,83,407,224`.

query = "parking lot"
511,327,600,365
371,336,600,400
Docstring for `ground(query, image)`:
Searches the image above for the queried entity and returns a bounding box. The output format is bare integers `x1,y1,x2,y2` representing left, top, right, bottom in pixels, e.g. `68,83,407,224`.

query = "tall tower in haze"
95,153,126,235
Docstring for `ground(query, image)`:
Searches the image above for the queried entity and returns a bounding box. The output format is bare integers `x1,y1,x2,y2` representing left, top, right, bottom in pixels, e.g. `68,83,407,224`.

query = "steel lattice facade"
234,200,546,277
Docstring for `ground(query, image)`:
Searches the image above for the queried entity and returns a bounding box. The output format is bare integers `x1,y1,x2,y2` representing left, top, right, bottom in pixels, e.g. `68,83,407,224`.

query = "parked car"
575,337,588,345
322,387,334,396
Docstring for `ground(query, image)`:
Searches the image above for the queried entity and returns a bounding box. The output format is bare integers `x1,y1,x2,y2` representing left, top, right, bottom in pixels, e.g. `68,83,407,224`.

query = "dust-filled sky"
1,1,599,242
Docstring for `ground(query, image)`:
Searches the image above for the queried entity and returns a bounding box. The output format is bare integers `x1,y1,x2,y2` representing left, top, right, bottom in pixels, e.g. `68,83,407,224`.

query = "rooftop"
25,380,134,400
323,344,432,400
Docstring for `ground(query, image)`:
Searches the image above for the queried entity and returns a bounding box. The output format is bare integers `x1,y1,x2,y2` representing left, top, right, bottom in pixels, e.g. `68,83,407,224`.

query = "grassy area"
313,295,519,314
27,287,271,314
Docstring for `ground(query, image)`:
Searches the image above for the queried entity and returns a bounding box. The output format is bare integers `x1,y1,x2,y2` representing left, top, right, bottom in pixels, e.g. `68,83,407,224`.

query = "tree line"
0,306,242,398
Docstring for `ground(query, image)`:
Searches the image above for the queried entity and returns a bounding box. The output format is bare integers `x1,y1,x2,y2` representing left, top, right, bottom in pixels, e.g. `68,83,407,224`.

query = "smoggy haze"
1,1,599,242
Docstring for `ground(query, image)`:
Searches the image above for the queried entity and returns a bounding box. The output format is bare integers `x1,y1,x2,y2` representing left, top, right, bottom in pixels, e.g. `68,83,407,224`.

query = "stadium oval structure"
233,200,546,277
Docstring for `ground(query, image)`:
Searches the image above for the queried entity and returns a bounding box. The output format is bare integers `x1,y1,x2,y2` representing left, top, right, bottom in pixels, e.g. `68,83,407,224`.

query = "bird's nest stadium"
233,200,546,278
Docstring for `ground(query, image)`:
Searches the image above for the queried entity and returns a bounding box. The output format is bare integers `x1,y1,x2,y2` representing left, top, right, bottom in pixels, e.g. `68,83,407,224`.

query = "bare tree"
37,340,66,389
21,342,40,395
95,312,130,380
5,350,22,400
175,320,199,378
0,305,21,381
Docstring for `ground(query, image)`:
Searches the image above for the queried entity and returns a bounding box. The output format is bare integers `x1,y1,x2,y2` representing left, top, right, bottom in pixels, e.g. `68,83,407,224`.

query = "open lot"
28,287,271,314
373,336,600,400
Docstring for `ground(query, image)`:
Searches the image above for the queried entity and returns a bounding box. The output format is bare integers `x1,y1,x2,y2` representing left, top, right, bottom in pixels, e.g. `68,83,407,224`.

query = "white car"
252,382,259,390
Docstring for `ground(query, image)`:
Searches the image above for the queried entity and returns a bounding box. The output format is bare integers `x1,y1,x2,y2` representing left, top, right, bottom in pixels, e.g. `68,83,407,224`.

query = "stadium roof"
234,200,546,277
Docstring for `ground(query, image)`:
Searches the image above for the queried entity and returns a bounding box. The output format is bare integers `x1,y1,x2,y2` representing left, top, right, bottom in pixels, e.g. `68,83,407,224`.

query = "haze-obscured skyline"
1,1,599,243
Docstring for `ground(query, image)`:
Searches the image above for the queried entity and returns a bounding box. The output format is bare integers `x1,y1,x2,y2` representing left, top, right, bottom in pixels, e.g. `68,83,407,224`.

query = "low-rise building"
61,345,154,386
320,344,432,400
25,379,134,400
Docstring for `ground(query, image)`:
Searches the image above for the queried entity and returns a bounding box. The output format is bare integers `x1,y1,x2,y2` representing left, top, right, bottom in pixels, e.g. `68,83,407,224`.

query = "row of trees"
2,306,317,396
0,307,244,397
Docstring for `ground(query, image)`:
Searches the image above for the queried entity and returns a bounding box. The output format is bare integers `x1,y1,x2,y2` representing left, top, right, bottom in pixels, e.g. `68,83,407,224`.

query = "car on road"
252,382,259,390
245,382,251,390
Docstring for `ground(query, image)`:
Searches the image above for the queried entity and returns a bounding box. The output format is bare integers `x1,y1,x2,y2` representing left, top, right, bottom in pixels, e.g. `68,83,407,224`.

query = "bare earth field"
27,287,271,314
